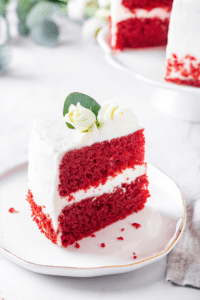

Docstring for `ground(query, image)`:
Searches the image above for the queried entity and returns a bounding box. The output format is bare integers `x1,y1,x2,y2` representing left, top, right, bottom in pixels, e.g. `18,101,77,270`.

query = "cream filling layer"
41,164,147,232
110,0,170,47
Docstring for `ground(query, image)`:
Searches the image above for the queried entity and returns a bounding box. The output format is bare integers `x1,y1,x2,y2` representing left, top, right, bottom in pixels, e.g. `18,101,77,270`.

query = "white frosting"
28,106,143,238
166,0,200,61
166,57,200,81
110,0,170,47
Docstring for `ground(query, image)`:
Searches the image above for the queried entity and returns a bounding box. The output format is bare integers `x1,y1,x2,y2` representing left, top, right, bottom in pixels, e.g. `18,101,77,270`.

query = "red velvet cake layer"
26,190,58,244
112,17,169,50
122,0,173,10
59,174,149,247
165,54,200,87
59,129,145,197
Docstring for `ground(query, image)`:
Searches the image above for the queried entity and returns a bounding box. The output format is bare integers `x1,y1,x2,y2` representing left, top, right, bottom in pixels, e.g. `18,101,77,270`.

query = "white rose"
81,17,105,40
98,101,136,124
98,0,110,8
68,0,88,20
97,101,119,123
64,102,96,132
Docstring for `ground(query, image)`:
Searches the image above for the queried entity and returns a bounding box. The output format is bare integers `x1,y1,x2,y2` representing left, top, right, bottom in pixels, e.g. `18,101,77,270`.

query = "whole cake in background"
26,93,150,247
165,0,200,87
109,0,173,51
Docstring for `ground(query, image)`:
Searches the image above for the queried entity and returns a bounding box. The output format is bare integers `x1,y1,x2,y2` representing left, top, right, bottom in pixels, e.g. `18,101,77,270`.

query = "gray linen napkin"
166,200,200,288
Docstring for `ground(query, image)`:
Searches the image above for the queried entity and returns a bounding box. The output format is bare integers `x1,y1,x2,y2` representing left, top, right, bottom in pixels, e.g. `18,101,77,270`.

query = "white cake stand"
98,27,200,122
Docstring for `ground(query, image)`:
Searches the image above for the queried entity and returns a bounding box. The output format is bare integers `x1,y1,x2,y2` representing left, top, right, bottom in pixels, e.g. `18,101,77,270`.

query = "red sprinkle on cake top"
133,255,137,259
101,243,105,248
132,223,141,229
121,228,125,231
117,237,124,240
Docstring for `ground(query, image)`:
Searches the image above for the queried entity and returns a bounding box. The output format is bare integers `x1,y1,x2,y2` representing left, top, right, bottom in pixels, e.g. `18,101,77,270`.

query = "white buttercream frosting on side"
110,0,170,47
166,0,200,61
28,102,144,240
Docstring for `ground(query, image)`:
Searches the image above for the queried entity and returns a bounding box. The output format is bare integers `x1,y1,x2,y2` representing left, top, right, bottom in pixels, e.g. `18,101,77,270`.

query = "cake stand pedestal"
152,88,200,122
98,27,200,123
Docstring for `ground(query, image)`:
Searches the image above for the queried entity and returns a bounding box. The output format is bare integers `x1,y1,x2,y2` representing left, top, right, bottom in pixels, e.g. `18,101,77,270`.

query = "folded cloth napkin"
166,200,200,288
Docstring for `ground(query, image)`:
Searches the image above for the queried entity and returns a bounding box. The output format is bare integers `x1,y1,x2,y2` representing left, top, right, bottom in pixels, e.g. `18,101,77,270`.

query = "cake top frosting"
166,0,200,60
32,92,141,154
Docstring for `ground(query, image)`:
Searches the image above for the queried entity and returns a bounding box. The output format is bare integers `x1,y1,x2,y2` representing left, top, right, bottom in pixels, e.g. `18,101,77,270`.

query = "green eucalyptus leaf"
0,16,9,44
18,21,30,36
30,19,59,47
16,0,35,21
0,44,10,75
63,92,101,129
27,1,57,28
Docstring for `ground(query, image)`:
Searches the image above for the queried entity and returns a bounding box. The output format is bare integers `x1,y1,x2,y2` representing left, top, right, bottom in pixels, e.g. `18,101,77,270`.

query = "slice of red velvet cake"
27,93,150,247
110,0,173,51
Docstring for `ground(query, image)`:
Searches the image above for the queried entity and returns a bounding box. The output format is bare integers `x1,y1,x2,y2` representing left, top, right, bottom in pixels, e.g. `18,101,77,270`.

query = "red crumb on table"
133,256,137,259
91,234,96,237
75,243,80,248
8,207,18,213
132,223,141,229
42,206,46,208
101,243,105,248
121,228,125,231
117,237,124,240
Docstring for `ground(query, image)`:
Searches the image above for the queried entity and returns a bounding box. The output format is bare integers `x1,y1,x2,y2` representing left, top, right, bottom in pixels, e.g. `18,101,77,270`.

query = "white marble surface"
0,16,200,300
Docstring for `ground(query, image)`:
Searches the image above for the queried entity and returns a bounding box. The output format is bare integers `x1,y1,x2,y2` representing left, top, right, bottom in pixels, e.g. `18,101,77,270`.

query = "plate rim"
0,161,186,275
98,26,200,95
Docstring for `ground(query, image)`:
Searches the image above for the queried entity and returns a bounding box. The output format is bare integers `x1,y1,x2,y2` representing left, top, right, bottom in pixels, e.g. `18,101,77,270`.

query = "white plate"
98,27,200,122
0,162,185,277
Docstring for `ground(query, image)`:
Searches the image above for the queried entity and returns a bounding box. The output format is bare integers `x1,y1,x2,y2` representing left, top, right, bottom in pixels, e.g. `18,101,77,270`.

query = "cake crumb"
101,243,105,248
75,243,80,248
68,195,75,202
91,234,96,237
121,228,125,231
117,237,124,240
132,223,141,229
8,207,18,213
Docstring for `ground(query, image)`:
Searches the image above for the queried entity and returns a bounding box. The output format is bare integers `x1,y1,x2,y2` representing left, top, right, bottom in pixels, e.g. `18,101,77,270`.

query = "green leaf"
0,0,11,15
18,21,30,36
16,0,36,22
63,92,101,129
27,1,57,28
0,44,10,75
30,19,59,47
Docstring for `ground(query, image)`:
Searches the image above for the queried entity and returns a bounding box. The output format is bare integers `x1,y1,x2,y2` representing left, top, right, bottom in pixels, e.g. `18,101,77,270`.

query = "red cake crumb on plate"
132,223,141,229
75,243,80,249
8,207,18,213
